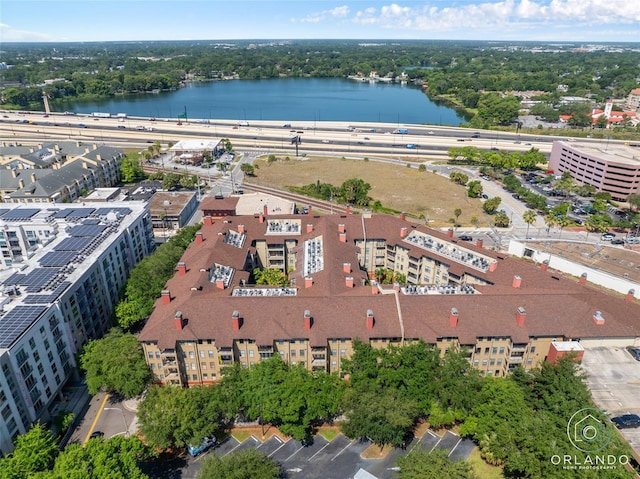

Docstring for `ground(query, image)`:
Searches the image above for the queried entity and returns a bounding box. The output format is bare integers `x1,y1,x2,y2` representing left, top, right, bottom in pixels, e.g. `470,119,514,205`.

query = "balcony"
508,356,523,364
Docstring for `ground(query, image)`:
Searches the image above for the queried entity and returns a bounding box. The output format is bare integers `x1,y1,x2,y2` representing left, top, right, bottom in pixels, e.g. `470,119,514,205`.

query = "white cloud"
297,4,350,24
0,23,59,42
350,0,640,34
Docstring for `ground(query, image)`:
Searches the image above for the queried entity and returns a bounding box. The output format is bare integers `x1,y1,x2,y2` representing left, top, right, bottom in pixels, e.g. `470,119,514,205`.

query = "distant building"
625,88,640,112
549,141,640,200
0,203,154,454
149,191,198,231
591,99,638,128
138,213,640,389
0,141,123,203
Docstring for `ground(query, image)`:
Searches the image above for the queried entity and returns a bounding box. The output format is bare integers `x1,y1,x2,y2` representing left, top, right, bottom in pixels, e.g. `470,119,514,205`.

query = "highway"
0,110,558,158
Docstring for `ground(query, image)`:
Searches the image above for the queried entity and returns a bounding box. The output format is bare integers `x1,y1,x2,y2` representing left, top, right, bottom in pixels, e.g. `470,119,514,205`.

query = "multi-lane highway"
0,110,558,158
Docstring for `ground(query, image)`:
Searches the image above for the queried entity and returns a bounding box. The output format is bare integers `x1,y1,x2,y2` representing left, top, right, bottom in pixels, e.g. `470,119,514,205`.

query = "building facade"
549,141,640,200
0,203,154,454
138,213,640,388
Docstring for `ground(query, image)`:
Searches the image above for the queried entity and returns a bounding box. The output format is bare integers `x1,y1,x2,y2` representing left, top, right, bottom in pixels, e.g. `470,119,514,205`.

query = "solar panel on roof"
53,209,73,218
40,251,77,267
3,273,25,286
54,236,92,251
0,306,47,348
82,219,101,225
68,224,107,237
23,268,60,292
2,209,39,220
66,208,95,220
93,207,131,216
0,210,9,217
22,282,70,304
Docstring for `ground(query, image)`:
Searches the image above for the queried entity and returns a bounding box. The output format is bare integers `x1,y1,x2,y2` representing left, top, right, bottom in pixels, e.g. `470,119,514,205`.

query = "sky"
1,0,639,43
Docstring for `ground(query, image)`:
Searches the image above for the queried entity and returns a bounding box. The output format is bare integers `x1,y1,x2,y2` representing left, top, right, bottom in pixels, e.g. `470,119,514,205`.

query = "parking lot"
184,429,475,479
581,347,640,454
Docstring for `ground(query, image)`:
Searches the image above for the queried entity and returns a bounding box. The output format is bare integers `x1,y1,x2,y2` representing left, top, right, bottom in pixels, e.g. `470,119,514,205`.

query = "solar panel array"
3,273,25,286
94,207,131,216
23,268,60,292
67,208,95,220
2,209,39,220
22,282,71,304
68,224,107,237
40,251,78,267
54,236,93,252
0,306,47,348
82,219,101,225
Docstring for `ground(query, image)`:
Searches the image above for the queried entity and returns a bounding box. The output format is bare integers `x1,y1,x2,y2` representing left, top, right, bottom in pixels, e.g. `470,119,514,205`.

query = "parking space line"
268,440,288,458
447,438,462,457
308,442,330,461
228,436,258,455
331,440,355,461
285,446,304,462
430,434,443,452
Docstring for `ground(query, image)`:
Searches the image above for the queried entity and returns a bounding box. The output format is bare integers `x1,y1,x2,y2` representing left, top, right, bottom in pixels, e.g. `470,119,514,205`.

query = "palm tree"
454,208,462,228
544,214,558,235
522,210,537,238
556,215,571,238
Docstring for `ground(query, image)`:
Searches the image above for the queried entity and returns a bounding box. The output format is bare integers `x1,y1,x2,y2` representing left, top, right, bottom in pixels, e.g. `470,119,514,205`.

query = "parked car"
188,436,216,456
627,347,640,361
458,235,473,241
611,239,625,245
89,431,104,439
601,233,615,241
611,414,640,429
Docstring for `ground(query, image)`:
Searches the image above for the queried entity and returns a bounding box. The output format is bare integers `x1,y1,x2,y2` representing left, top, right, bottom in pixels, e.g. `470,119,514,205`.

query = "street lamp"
104,407,129,437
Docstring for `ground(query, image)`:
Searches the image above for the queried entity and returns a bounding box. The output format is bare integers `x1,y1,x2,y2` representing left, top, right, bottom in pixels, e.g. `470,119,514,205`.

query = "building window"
192,375,198,381
249,350,254,358
530,346,536,353
299,349,305,357
331,349,337,356
191,363,196,370
473,359,479,366
189,351,194,359
208,350,214,358
155,352,160,359
482,359,488,366
331,361,337,368
492,347,497,354
240,350,245,357
499,347,505,354
340,349,346,357
148,352,154,358
200,350,205,358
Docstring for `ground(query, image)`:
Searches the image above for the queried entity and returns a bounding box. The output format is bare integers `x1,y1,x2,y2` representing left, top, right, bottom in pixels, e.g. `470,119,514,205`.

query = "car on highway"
405,144,416,149
427,131,434,135
611,414,640,429
321,139,330,144
78,123,87,128
626,346,640,361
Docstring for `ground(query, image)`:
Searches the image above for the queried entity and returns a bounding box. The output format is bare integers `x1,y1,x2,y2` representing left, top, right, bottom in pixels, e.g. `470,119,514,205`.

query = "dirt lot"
249,156,489,226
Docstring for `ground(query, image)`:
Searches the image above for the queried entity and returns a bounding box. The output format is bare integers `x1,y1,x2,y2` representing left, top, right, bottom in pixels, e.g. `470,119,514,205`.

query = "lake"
55,78,467,126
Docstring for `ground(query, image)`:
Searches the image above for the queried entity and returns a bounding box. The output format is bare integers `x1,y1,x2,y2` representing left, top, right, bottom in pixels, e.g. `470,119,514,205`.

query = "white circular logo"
567,408,613,453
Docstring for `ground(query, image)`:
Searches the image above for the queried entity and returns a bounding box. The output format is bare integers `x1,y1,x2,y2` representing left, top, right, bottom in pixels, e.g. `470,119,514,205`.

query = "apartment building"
0,203,154,454
549,141,640,200
0,141,123,203
138,213,640,387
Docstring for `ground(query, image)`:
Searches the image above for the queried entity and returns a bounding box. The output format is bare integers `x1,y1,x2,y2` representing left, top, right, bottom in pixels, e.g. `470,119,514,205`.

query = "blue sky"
1,0,638,43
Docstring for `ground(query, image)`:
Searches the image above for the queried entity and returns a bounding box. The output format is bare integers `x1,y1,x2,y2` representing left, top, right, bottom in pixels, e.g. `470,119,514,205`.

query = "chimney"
579,273,587,285
512,275,522,288
516,307,526,326
627,289,636,302
85,147,90,154
259,213,265,223
366,309,374,330
30,173,36,183
476,238,483,248
371,281,379,295
238,224,246,234
343,262,351,273
305,277,313,288
175,311,185,331
306,224,313,233
161,290,171,305
593,310,605,325
400,227,409,238
450,307,459,327
195,232,204,244
11,169,17,178
18,179,24,189
345,206,351,215
216,279,225,289
338,224,346,233
339,232,347,243
489,261,497,272
541,260,549,272
177,262,187,275
345,276,354,288
400,212,406,221
263,204,268,216
203,216,213,226
96,154,102,161
447,228,454,238
307,206,312,215
232,310,241,330
304,310,312,330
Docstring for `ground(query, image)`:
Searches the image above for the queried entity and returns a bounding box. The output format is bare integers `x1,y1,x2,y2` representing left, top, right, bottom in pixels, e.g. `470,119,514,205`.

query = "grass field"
249,156,489,227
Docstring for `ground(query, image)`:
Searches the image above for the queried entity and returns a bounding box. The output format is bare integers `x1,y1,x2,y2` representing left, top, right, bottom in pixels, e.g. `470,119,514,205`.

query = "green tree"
522,210,537,237
240,163,255,176
161,172,181,190
467,180,482,198
543,214,557,234
0,422,58,479
627,193,640,211
252,268,290,286
49,436,152,479
120,155,146,184
197,449,281,479
449,171,469,185
338,178,371,206
482,196,502,214
80,329,152,398
396,448,477,479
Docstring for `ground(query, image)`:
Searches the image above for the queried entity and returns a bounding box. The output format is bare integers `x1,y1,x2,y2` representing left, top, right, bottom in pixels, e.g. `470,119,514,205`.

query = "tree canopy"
79,329,151,398
196,449,281,479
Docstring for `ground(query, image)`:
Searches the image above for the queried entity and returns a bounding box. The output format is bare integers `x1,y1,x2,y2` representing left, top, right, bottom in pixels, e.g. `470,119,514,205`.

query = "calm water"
55,78,466,126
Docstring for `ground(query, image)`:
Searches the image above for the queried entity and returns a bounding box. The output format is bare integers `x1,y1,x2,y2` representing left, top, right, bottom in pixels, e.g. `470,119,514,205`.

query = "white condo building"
0,203,154,454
